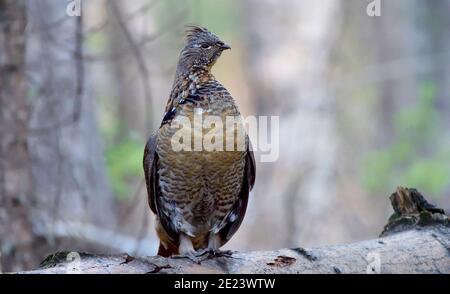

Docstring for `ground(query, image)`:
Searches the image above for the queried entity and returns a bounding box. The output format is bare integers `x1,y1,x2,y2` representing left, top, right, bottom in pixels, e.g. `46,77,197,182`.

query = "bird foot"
171,254,200,264
196,249,236,259
171,250,209,264
171,249,236,263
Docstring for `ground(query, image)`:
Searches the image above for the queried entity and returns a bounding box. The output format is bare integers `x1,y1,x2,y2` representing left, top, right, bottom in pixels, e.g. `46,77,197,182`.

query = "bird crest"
185,25,213,43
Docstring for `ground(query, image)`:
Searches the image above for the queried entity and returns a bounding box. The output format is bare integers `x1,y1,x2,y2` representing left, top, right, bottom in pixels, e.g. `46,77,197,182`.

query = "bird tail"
157,242,178,257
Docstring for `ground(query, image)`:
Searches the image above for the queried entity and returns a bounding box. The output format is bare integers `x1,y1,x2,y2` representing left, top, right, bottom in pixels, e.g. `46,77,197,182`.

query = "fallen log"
16,187,450,274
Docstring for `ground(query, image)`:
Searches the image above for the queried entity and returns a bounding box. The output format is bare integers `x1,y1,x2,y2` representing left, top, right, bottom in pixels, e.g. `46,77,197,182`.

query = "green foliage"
363,82,450,197
102,118,143,201
105,137,143,200
186,0,243,35
154,0,242,38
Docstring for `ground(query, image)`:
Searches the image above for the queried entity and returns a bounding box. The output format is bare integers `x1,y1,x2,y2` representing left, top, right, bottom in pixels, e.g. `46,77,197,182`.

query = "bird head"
177,25,231,74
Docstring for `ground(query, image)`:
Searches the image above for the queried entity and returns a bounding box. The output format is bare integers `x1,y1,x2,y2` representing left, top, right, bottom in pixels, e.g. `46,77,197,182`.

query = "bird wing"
218,138,256,245
143,133,158,214
143,133,179,244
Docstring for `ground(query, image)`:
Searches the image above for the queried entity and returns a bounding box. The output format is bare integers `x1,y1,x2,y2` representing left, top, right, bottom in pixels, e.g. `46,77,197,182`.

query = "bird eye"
201,43,211,49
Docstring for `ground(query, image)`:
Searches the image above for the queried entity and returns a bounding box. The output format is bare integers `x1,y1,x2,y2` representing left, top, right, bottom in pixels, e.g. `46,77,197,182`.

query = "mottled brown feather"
143,26,255,255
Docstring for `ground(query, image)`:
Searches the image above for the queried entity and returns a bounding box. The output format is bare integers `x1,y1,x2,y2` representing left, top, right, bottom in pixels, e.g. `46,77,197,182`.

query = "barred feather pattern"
144,26,254,255
156,67,246,249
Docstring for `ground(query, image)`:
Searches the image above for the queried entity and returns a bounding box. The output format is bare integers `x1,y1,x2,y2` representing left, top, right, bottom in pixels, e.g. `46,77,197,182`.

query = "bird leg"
171,234,237,263
195,234,236,259
207,233,221,249
208,234,234,257
171,234,204,264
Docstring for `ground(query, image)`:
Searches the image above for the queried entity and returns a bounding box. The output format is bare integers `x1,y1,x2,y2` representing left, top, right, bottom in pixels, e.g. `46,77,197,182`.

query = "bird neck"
174,64,214,86
175,57,213,79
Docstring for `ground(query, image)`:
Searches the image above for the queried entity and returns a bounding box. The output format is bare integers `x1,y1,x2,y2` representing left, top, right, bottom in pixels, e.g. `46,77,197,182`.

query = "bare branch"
109,0,154,131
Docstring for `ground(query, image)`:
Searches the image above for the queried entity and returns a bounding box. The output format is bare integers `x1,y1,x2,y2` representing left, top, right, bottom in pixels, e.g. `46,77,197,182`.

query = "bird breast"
156,102,246,237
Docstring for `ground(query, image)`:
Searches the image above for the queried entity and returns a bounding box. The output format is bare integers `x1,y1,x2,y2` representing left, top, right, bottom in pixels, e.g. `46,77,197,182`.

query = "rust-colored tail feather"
157,242,178,257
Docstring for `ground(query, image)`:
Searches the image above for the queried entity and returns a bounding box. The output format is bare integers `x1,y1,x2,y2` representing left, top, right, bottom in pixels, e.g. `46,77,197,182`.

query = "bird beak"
220,43,231,50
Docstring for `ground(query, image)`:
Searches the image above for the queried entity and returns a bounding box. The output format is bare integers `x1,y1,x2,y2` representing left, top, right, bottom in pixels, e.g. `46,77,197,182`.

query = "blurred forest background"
1,0,450,271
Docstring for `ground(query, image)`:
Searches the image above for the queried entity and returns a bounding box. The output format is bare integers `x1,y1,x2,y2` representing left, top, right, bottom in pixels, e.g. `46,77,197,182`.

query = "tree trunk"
26,0,114,233
1,0,117,272
241,0,342,249
0,0,42,272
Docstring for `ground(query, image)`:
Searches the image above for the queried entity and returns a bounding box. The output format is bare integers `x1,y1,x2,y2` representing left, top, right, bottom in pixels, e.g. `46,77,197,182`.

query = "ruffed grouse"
143,26,255,260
